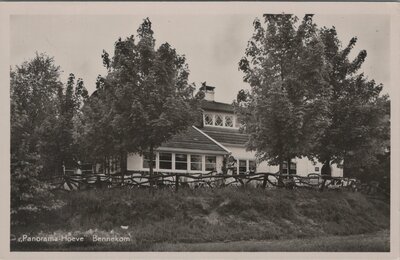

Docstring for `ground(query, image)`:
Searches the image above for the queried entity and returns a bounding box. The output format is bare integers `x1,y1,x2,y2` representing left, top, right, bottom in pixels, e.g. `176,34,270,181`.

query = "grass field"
151,230,390,252
10,187,390,251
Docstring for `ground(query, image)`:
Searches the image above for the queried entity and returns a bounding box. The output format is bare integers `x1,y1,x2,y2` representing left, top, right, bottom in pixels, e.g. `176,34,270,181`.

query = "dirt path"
150,230,390,252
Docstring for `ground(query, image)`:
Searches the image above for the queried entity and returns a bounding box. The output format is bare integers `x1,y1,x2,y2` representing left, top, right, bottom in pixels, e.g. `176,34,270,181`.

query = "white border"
0,2,398,260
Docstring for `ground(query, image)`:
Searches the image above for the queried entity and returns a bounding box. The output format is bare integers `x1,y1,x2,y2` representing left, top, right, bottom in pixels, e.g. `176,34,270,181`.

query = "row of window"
204,113,238,128
143,152,257,174
143,155,325,174
143,154,328,174
143,153,217,171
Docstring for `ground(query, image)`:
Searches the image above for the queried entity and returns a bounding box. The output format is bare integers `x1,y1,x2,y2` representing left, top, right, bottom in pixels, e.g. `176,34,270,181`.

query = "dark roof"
201,100,234,113
201,126,249,146
160,126,228,153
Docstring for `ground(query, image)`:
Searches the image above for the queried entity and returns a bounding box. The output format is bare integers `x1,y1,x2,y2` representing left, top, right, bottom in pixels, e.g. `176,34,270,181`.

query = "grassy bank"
11,187,390,251
151,229,390,252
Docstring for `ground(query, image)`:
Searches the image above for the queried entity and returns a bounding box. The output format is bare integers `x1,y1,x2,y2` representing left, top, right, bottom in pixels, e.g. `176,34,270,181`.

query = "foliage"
57,73,89,166
81,18,202,174
10,53,86,224
11,53,63,175
312,26,390,174
235,14,331,171
236,15,390,182
10,158,65,226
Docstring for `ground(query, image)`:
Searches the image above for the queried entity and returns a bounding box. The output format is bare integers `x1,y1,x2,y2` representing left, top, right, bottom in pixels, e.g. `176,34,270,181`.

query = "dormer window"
215,115,223,126
203,112,237,128
204,114,213,126
225,115,233,127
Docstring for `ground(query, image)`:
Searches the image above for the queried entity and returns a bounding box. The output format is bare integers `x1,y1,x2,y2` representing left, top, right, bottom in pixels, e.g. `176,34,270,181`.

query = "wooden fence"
50,171,363,193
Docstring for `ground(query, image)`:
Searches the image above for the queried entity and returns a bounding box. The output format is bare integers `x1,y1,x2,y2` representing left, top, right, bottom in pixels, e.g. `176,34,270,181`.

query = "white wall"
127,152,142,171
294,157,343,177
224,145,343,177
227,145,256,160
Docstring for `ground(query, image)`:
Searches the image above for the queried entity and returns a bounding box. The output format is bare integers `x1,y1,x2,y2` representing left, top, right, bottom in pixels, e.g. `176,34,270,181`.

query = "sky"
10,14,391,104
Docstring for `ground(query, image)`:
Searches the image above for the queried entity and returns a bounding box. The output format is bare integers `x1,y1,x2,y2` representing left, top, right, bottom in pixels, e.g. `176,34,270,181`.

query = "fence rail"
50,171,364,193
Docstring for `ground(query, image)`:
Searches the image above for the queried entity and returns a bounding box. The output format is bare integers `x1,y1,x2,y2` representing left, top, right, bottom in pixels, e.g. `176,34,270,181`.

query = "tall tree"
11,53,63,176
57,73,88,170
312,26,389,176
81,18,202,177
78,75,119,173
10,53,66,224
235,14,330,174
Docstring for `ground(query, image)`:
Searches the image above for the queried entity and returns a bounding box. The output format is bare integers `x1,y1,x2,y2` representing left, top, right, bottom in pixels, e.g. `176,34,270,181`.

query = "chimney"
199,81,215,101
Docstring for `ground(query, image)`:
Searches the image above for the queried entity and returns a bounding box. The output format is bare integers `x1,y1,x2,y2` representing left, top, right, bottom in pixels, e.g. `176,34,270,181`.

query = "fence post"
319,175,327,192
262,173,267,189
175,173,179,192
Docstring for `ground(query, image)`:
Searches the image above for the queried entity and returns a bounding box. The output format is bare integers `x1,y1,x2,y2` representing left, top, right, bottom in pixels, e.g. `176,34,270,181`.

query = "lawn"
150,230,390,252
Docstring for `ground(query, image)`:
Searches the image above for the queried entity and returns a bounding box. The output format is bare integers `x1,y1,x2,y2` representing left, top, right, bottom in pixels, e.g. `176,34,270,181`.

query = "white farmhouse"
126,83,343,177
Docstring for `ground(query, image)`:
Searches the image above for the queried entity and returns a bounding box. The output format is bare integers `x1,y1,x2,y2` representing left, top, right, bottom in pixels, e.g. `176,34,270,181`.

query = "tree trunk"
103,156,106,175
278,158,284,188
106,156,110,175
320,159,331,192
286,157,294,189
262,173,267,189
149,144,154,187
321,159,331,176
342,157,349,178
120,151,127,183
222,156,227,175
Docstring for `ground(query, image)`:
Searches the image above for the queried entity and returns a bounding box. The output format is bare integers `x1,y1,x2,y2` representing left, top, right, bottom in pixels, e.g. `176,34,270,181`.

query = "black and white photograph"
1,1,398,258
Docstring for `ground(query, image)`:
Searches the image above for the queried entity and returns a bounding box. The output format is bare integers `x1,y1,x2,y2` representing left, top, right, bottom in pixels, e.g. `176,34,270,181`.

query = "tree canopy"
235,14,331,172
235,14,390,178
81,18,202,175
313,26,389,172
10,53,87,223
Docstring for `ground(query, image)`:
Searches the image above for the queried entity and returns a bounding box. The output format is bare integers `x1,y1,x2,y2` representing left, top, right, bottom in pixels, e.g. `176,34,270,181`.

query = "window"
282,161,296,174
290,162,297,175
204,114,213,126
315,167,319,172
205,156,216,171
204,113,238,128
282,162,288,170
239,160,247,174
175,154,188,170
290,163,297,170
225,115,233,127
143,152,156,169
249,160,257,173
190,155,203,171
159,153,172,169
215,114,223,126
